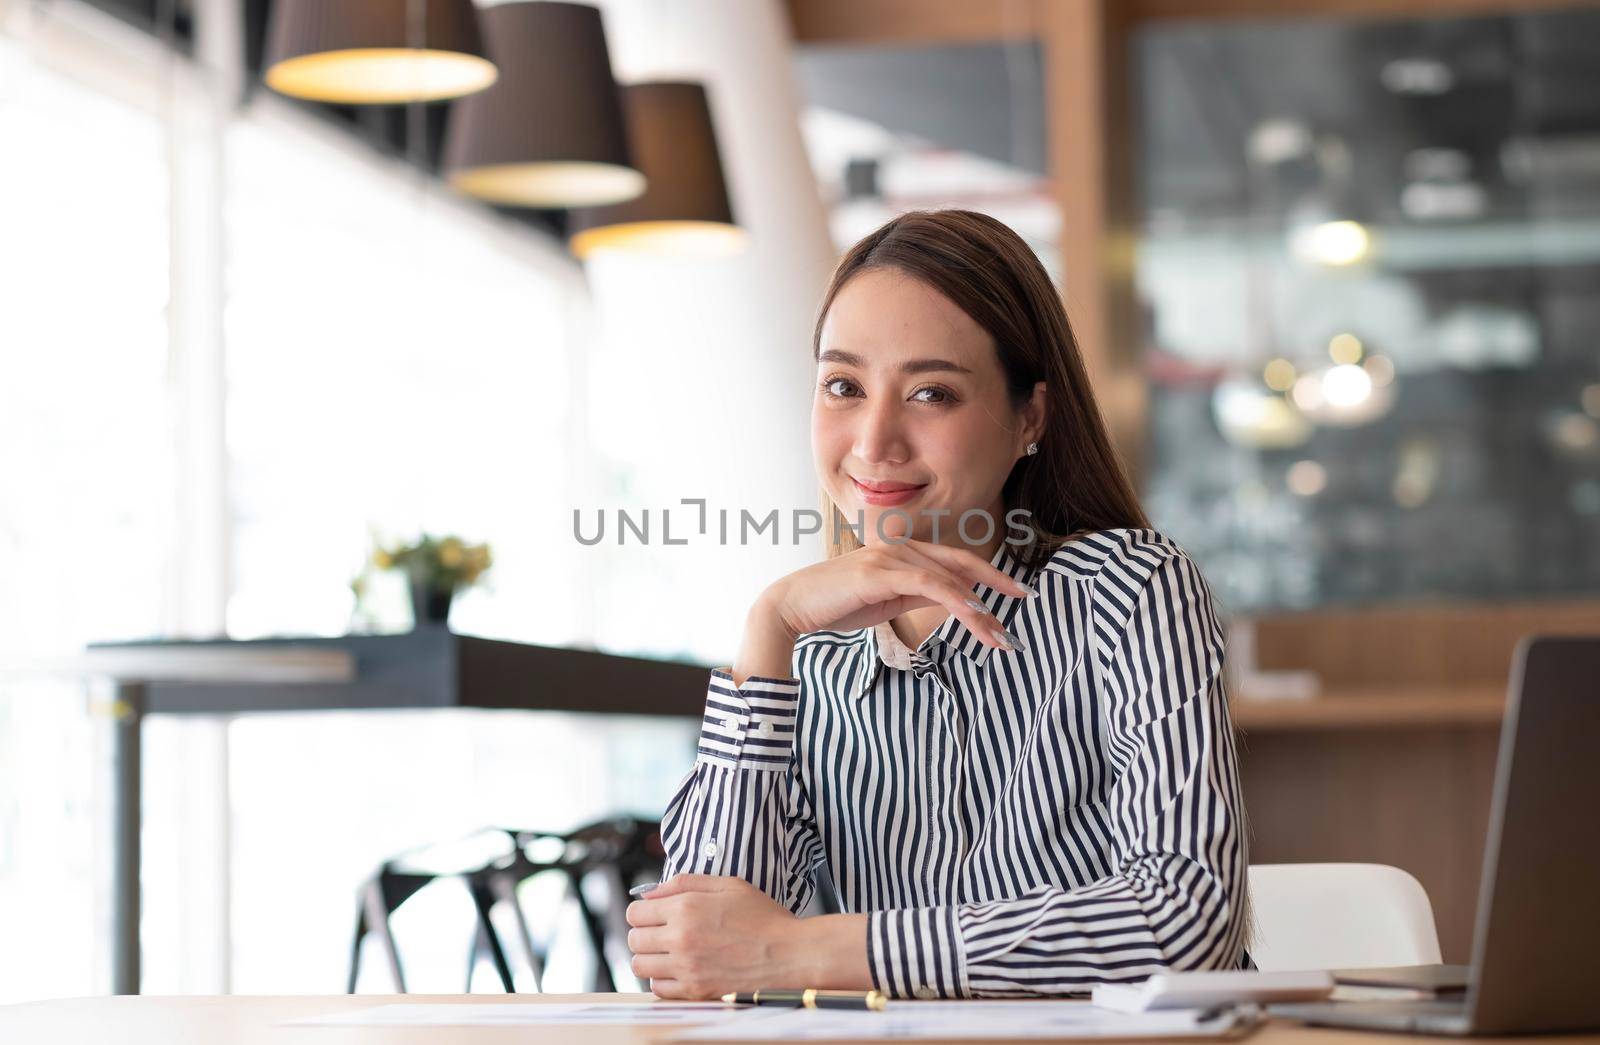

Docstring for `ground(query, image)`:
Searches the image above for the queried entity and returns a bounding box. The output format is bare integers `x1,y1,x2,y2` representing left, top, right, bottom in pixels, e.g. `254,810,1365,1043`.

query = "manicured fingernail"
993,626,1028,653
630,882,660,897
963,598,992,615
1016,583,1038,598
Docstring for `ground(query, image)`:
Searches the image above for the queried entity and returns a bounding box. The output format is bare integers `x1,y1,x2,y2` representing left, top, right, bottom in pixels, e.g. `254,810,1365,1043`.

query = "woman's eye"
821,377,860,399
911,385,954,404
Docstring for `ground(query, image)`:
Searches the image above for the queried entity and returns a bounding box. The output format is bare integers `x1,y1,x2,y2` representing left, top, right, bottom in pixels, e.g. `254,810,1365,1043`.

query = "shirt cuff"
866,905,969,999
696,668,800,770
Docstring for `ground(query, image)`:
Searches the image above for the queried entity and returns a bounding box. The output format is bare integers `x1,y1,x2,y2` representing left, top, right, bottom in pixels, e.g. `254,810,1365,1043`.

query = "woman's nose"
853,397,910,465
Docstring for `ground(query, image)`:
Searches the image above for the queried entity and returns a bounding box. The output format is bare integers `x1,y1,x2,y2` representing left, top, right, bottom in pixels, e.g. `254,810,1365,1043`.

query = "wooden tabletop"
1229,686,1507,731
2,993,1597,1045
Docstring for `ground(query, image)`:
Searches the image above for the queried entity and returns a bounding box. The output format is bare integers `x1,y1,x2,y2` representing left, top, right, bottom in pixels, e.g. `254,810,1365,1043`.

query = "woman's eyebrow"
817,349,972,375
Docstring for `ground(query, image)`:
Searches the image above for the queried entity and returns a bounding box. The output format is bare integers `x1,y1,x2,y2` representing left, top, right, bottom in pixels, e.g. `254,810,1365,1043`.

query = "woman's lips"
852,477,928,507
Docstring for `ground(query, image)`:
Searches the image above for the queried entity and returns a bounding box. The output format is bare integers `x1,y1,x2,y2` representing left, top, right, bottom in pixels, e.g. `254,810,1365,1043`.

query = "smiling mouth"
852,477,925,493
851,477,929,505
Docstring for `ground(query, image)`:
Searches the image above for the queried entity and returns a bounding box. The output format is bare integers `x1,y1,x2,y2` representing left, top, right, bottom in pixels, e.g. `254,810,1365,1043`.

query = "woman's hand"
762,517,1032,649
627,875,795,999
732,514,1034,684
626,874,821,999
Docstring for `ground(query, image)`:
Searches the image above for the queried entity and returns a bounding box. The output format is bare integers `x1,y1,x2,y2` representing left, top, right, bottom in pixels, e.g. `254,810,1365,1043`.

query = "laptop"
1274,635,1600,1036
1332,964,1469,994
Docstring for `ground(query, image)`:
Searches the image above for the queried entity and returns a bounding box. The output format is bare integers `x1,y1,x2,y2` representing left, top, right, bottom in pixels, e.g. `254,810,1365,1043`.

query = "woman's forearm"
732,595,869,988
733,592,798,686
790,913,873,989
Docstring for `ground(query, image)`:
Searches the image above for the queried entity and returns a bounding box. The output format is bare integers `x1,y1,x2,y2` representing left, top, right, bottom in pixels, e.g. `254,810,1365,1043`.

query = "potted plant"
371,533,493,629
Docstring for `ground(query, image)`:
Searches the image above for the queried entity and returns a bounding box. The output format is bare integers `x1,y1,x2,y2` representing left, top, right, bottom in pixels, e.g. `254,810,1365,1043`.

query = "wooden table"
2,993,1597,1045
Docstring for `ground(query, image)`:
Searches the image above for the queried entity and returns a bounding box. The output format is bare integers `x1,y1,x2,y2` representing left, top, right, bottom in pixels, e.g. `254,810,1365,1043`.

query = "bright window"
0,32,173,1003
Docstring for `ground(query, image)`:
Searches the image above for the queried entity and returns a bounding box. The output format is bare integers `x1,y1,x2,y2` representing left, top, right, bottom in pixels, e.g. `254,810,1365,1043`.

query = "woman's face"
812,267,1044,550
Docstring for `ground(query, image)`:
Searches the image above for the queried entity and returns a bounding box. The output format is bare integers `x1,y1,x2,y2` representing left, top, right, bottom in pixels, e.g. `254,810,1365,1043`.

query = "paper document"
286,1002,784,1027
669,1000,1264,1041
1093,970,1333,1012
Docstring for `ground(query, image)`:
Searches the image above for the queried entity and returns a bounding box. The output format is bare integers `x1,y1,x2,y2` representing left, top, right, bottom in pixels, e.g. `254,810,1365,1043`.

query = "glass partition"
1135,7,1600,612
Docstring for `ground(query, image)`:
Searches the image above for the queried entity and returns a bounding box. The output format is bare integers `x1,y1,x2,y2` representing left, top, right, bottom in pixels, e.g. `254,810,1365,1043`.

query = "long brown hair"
815,209,1149,566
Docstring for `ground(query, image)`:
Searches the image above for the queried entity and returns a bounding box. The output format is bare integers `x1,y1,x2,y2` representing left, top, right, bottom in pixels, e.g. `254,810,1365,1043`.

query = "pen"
721,989,888,1011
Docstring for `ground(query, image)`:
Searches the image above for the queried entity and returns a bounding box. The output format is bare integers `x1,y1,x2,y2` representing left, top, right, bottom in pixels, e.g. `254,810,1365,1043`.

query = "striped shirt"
659,527,1249,998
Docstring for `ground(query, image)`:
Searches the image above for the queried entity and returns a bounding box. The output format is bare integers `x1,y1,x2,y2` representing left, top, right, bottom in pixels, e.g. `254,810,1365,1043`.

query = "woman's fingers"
628,926,669,953
871,555,1013,650
798,518,1035,643
625,898,671,927
645,873,721,898
905,537,1035,599
891,540,981,596
647,977,684,999
631,953,674,980
885,544,1008,646
823,589,960,634
863,540,1034,650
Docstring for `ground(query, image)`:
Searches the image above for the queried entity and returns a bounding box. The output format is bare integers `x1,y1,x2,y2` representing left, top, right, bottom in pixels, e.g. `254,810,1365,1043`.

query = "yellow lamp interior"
569,221,747,260
1296,219,1372,266
450,163,647,208
265,48,497,104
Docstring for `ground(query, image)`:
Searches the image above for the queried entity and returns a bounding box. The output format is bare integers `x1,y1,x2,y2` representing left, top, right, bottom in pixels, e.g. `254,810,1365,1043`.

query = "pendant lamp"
444,2,644,208
567,81,746,259
264,0,497,105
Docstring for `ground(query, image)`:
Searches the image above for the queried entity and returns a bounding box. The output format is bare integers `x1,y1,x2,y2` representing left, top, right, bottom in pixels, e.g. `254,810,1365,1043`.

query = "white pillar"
164,0,241,993
575,0,837,662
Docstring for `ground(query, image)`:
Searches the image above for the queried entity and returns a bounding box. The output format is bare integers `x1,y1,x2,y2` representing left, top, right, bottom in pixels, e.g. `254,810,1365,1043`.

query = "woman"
625,209,1249,1000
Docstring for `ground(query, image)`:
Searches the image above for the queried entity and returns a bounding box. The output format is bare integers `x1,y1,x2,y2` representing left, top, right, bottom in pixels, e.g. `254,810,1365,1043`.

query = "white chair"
1247,863,1443,971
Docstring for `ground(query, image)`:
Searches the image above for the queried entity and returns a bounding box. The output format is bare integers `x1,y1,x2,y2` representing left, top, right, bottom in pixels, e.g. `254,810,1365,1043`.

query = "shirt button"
915,985,937,1000
702,840,719,858
757,720,773,737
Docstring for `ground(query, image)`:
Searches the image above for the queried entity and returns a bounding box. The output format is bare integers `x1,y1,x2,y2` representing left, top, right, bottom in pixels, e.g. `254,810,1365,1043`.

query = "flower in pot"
372,533,493,629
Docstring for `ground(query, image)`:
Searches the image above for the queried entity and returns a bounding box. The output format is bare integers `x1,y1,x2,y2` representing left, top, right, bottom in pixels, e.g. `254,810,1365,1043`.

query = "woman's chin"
862,506,928,546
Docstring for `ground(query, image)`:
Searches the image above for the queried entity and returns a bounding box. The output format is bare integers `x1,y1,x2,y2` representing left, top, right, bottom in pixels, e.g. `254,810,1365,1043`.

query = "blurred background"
2,0,1597,1004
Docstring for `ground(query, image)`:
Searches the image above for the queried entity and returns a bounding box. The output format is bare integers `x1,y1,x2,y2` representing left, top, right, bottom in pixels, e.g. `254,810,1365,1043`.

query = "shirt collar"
852,540,1039,700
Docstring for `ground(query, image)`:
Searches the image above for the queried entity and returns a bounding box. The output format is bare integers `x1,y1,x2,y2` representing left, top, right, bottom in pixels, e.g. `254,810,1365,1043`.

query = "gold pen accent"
722,989,887,1011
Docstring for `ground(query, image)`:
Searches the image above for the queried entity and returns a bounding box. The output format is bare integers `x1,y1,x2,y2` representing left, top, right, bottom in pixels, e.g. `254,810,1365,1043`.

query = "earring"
1025,441,1039,456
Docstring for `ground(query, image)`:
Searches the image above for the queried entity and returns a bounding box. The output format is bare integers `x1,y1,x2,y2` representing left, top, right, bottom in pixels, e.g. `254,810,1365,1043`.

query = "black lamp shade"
264,0,497,105
568,81,745,258
444,2,644,209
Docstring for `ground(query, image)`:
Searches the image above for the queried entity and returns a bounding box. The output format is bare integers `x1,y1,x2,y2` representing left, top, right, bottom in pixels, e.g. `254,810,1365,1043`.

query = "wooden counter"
1231,686,1505,732
1234,598,1598,964
3,993,1597,1045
